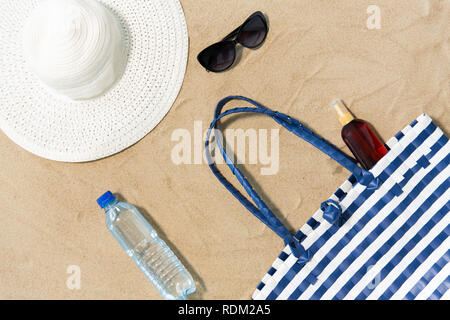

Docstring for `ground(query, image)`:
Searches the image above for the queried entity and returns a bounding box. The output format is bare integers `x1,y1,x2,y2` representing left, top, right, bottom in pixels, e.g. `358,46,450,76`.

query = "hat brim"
0,0,189,162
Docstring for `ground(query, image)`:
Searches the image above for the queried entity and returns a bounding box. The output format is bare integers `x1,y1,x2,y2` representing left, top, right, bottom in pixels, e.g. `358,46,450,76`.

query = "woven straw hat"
0,0,188,162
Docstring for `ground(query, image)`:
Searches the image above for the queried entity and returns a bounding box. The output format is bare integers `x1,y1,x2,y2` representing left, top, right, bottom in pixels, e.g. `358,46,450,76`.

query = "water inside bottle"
112,207,195,300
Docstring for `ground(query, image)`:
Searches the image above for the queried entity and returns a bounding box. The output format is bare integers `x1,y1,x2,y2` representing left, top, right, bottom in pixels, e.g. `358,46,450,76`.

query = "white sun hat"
0,0,189,162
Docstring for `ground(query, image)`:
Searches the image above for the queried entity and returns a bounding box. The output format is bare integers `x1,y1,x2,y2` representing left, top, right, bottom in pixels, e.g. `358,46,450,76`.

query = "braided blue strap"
205,96,378,274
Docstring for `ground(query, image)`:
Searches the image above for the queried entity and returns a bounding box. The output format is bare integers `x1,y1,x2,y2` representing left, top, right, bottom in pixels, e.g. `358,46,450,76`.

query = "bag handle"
205,96,379,268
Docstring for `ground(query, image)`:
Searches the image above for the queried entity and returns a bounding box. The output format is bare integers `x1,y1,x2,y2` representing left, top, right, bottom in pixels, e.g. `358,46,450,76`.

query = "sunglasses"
197,11,268,73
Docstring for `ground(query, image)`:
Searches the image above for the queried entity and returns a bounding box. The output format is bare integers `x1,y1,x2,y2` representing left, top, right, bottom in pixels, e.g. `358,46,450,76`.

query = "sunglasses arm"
222,25,241,41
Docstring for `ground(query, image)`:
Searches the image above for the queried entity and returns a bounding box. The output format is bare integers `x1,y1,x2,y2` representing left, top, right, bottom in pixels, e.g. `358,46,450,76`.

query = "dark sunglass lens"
238,15,267,48
197,41,236,72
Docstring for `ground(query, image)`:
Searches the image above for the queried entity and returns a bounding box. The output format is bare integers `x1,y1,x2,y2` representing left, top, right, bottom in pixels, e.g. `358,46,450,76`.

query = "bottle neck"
331,99,355,126
103,199,118,212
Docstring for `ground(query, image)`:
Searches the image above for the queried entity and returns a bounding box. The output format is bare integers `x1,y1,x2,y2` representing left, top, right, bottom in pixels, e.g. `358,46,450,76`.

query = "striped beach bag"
205,96,449,300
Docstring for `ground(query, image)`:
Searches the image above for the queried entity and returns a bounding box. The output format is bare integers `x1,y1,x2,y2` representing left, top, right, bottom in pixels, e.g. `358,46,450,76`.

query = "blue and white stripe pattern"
253,114,449,300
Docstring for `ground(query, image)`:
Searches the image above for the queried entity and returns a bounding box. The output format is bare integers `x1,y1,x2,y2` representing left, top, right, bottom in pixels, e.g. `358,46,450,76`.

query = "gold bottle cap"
331,99,354,126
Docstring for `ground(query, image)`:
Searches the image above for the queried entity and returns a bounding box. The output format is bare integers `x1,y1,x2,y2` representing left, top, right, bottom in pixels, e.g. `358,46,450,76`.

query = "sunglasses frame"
197,11,269,73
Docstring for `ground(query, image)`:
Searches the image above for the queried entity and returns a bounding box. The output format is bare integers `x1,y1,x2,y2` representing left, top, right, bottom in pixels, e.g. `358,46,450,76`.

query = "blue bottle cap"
97,191,116,208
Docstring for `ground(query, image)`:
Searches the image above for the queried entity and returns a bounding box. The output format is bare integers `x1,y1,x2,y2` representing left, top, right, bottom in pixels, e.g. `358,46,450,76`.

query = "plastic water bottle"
97,191,196,300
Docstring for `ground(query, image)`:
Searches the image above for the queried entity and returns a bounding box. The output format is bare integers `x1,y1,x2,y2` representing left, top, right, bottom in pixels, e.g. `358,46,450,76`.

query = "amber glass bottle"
331,100,388,170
